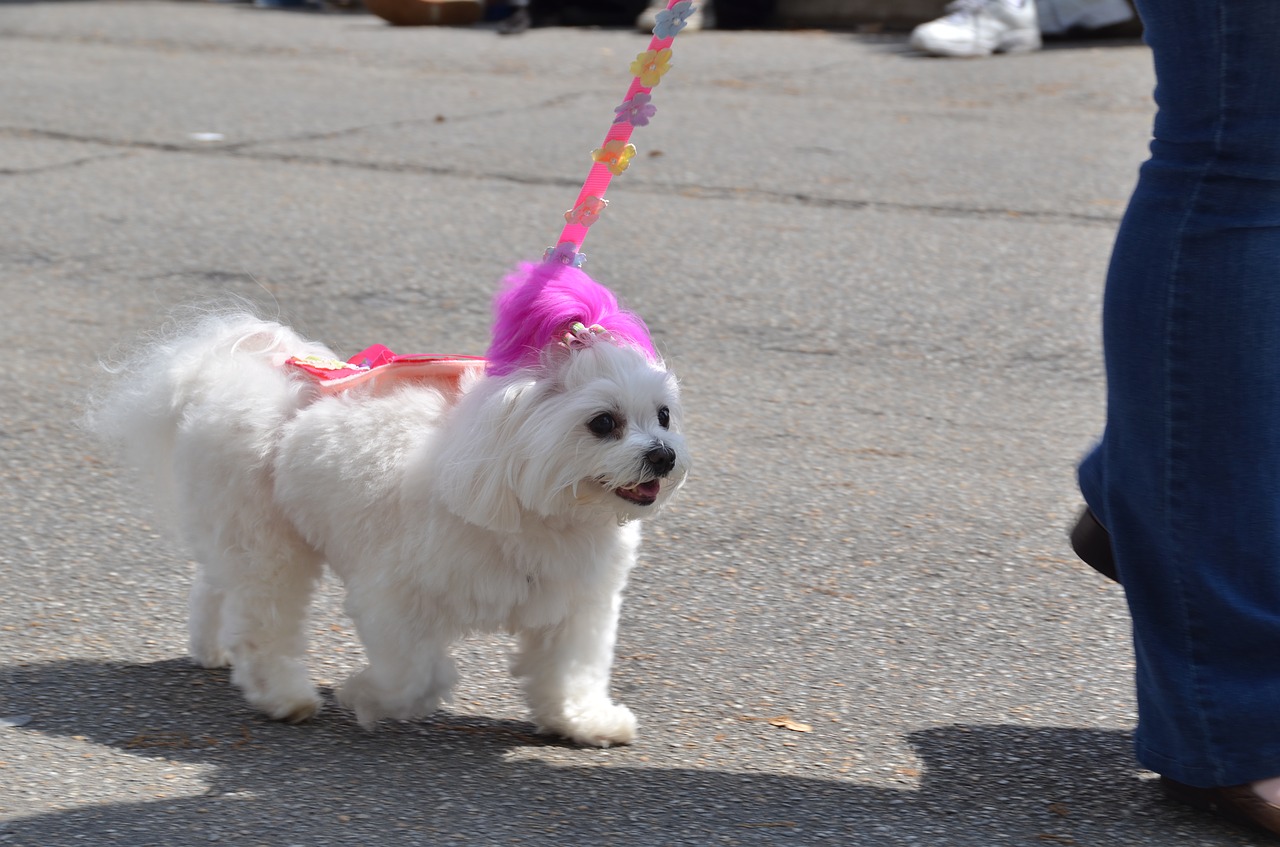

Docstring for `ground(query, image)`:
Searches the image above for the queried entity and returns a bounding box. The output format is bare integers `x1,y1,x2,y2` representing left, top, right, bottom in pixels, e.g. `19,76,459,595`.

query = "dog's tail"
85,308,336,523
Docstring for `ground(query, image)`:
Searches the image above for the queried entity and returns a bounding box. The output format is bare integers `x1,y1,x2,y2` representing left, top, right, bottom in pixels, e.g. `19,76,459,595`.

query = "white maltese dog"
89,261,689,747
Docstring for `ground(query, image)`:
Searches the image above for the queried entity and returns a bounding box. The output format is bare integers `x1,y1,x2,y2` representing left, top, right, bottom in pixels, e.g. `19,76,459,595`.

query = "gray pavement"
0,3,1258,846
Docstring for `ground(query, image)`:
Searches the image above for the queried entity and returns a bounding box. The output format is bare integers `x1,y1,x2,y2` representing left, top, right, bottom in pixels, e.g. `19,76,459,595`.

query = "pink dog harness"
286,346,485,395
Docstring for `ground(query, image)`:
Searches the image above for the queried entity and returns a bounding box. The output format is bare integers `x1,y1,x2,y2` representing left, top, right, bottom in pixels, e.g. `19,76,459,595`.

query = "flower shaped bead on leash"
544,242,587,267
614,92,656,127
629,49,672,88
565,196,608,227
591,140,637,176
653,1,696,38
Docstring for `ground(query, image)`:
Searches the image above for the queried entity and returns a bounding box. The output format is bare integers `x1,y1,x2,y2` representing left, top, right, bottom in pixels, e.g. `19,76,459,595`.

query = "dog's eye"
657,406,670,429
588,413,617,437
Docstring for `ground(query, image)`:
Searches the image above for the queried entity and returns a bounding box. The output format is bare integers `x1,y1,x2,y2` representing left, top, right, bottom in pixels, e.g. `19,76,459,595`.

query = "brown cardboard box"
365,0,483,25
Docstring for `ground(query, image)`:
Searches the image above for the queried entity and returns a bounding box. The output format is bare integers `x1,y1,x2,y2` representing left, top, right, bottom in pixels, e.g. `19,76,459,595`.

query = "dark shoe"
1069,507,1119,582
364,0,483,26
496,6,530,33
1161,777,1280,837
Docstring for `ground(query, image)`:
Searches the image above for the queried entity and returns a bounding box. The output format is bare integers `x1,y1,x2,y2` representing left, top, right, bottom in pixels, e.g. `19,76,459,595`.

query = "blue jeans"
1078,0,1280,787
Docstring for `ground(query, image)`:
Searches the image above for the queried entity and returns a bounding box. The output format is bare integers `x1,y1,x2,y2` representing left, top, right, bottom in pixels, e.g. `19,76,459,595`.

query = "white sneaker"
909,0,1041,58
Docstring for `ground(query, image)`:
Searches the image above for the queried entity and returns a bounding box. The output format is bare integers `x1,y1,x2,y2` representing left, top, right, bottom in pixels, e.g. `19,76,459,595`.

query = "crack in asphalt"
0,149,136,176
0,124,1124,227
0,27,366,61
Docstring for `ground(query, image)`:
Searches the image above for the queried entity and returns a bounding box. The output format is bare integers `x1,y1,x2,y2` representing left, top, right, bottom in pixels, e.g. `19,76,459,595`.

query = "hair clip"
560,321,612,350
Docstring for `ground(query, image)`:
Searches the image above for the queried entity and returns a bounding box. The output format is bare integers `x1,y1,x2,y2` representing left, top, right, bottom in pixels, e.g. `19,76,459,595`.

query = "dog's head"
436,262,689,533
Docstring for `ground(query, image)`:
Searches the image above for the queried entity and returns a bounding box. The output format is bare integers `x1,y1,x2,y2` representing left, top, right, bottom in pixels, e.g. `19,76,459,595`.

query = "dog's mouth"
614,480,660,506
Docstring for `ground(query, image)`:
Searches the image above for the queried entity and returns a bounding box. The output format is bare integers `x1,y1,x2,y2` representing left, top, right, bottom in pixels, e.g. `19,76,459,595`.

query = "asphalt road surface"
2,3,1263,846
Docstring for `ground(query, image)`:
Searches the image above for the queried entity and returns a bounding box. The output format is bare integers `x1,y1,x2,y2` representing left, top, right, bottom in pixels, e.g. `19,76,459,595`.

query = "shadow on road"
1,658,1250,845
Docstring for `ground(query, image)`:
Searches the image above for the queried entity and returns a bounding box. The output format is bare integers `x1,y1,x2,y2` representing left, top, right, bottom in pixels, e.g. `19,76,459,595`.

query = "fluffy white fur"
89,311,688,747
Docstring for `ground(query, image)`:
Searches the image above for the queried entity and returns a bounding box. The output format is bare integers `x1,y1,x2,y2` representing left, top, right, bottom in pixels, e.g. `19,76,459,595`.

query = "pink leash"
284,6,699,388
549,0,698,266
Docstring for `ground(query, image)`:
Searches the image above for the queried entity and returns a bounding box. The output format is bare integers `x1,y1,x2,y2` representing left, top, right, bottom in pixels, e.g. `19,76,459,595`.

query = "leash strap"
548,0,698,266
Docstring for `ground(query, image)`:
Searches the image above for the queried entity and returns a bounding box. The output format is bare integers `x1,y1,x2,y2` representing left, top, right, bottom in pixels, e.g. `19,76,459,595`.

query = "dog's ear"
433,380,534,535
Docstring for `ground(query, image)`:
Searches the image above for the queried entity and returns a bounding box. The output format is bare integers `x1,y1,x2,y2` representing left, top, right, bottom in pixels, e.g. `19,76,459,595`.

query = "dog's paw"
336,683,384,730
189,646,231,669
240,681,322,724
231,657,321,724
262,692,323,724
536,701,637,748
336,669,444,729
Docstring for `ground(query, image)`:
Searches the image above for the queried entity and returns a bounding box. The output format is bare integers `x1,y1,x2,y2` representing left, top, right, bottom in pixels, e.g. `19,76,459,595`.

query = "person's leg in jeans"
1077,0,1280,819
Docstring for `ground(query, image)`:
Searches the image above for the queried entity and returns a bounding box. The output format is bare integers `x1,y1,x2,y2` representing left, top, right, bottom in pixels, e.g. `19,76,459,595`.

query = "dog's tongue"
617,480,660,504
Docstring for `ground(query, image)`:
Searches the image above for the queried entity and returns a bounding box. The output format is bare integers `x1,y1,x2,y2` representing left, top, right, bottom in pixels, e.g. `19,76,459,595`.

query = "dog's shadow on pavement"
0,658,1254,846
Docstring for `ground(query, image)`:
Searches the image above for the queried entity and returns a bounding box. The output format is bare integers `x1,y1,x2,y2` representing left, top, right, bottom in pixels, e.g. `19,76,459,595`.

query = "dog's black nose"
644,443,677,477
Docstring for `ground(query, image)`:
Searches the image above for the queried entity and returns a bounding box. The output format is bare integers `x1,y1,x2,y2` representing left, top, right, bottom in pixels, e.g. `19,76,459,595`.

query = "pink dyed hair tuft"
485,261,657,376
